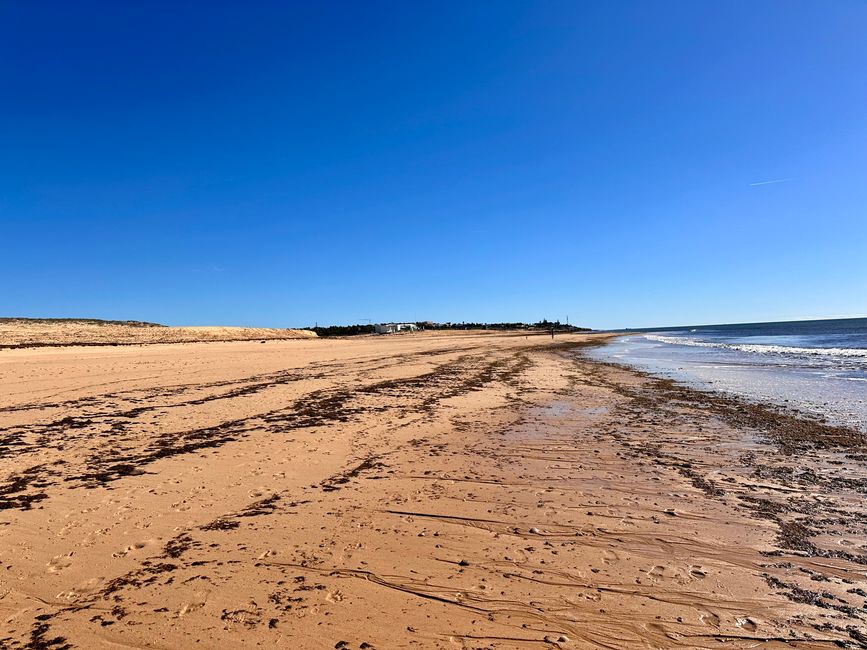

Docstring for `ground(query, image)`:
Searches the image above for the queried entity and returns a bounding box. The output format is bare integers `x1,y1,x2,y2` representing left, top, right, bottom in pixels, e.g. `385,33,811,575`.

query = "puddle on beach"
535,402,609,418
506,401,610,441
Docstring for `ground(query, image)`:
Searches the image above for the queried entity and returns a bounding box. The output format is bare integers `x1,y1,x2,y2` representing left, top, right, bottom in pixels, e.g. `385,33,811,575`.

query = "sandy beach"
0,319,316,348
1,330,865,649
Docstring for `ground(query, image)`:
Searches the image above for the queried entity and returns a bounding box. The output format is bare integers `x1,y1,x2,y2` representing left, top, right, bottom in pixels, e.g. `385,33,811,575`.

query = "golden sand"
0,331,864,648
0,319,315,348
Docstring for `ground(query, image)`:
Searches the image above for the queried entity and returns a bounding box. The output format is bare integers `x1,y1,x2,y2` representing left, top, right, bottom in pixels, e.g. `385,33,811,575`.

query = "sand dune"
0,318,317,348
0,331,864,648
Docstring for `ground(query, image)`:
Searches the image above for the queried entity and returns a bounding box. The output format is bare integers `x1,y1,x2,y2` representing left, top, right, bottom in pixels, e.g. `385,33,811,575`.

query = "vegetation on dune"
0,317,165,327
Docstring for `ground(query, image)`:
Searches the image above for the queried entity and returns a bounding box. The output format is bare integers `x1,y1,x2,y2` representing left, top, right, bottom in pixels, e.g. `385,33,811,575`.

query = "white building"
374,323,418,334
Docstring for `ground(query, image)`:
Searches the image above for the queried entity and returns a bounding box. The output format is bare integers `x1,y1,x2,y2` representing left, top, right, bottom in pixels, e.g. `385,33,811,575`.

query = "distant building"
374,323,418,335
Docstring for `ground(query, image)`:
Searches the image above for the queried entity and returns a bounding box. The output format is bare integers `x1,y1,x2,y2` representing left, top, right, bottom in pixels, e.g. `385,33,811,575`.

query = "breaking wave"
645,334,867,359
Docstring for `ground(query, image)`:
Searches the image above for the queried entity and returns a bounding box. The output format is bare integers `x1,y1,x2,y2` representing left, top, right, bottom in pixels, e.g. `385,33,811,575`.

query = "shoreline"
588,355,866,451
591,331,867,435
0,332,864,648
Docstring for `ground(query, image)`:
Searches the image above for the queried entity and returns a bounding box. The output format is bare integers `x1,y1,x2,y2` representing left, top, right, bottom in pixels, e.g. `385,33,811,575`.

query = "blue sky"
2,1,865,329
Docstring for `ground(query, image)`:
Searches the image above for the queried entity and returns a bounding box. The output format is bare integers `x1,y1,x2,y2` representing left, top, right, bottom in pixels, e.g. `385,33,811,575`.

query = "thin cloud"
749,177,793,186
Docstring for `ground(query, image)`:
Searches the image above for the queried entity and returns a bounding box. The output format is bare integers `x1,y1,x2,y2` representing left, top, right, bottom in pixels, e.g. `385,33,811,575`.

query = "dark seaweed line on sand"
0,350,533,511
0,345,466,415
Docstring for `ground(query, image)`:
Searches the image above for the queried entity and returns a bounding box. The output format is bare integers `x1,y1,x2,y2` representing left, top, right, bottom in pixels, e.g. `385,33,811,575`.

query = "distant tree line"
308,320,590,337
307,324,376,337
420,320,590,332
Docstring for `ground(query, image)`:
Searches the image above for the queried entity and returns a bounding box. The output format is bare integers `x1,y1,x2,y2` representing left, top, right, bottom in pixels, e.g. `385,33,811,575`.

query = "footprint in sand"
112,539,154,558
56,578,103,602
736,617,757,631
46,553,74,573
178,591,209,616
647,565,666,579
58,523,83,538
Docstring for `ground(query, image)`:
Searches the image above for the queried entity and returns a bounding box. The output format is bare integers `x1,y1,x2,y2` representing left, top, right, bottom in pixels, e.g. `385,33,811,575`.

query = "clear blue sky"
2,2,865,329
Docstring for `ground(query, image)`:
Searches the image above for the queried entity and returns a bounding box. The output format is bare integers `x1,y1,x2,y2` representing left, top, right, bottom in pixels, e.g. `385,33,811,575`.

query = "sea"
586,317,867,432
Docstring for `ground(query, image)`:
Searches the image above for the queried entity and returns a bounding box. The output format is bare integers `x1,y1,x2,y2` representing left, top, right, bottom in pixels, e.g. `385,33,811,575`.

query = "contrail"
749,177,792,186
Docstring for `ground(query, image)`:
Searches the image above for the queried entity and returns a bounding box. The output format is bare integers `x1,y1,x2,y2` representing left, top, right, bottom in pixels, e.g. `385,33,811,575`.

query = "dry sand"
0,330,865,649
0,318,316,348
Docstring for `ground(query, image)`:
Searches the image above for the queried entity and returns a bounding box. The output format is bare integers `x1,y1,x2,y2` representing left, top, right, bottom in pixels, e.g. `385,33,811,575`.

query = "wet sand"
0,331,865,649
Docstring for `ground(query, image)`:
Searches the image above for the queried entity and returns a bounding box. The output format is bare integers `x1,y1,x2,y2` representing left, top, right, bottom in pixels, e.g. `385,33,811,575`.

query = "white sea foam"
644,334,867,359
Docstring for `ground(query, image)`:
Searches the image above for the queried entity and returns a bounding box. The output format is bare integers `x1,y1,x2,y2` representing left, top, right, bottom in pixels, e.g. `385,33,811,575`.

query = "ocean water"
586,317,867,431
